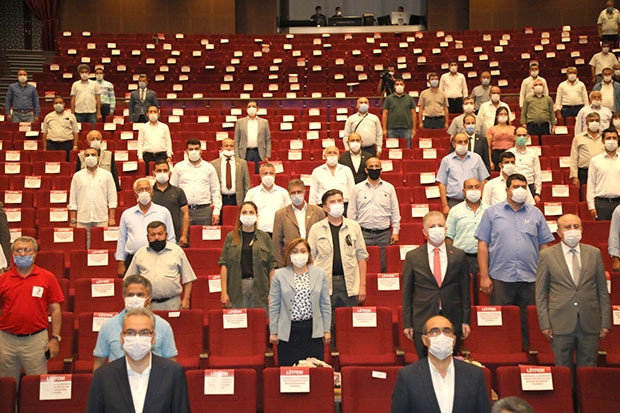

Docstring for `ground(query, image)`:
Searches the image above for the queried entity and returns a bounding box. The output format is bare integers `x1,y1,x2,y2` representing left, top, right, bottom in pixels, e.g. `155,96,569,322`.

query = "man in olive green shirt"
521,78,556,140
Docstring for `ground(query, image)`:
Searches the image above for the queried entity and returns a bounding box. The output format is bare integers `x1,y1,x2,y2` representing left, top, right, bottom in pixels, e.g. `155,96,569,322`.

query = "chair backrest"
340,366,401,413
75,312,118,368
46,312,74,373
19,373,92,413
68,250,117,281
73,278,124,314
0,377,16,413
153,309,204,366
190,277,224,325
496,366,573,413
577,367,620,413
34,250,66,279
88,226,121,250
188,225,233,248
462,306,523,354
526,305,554,364
207,309,267,359
263,367,335,413
396,306,418,362
186,368,257,413
185,248,223,276
364,273,402,315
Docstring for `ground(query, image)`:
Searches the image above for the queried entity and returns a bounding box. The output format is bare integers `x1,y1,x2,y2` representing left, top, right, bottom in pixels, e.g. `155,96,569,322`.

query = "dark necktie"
225,157,232,190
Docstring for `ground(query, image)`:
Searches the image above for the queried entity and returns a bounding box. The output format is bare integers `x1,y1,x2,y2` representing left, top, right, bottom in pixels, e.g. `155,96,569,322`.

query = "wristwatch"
51,335,62,342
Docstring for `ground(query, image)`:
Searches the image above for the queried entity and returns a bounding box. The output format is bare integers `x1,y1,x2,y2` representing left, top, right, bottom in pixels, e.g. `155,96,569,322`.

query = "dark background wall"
0,0,41,50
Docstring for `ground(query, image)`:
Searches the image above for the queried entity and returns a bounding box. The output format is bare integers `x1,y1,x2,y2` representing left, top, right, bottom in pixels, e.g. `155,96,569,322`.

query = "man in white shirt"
476,86,512,131
519,62,549,108
469,71,492,111
70,64,101,128
210,138,251,207
439,60,468,114
482,152,536,206
86,307,190,413
234,100,271,174
94,67,115,123
598,0,620,44
590,41,618,84
68,147,117,248
244,163,290,235
309,146,356,209
592,67,620,112
447,97,488,138
555,66,589,124
343,97,383,157
138,105,172,175
170,139,222,226
586,127,620,220
575,91,613,134
507,127,542,203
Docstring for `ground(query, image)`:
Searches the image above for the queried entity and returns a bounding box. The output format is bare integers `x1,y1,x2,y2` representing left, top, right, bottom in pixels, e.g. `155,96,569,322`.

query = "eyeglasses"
424,327,454,337
14,247,34,254
122,329,153,337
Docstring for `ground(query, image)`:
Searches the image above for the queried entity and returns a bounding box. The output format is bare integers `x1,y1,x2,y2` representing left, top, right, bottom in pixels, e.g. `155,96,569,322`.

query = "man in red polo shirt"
0,236,64,383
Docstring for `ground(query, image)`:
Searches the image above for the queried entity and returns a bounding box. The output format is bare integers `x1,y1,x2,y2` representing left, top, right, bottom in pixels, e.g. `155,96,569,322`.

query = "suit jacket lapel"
420,360,442,412
419,244,438,284
552,245,577,287
115,358,136,411
285,206,300,231
142,356,163,412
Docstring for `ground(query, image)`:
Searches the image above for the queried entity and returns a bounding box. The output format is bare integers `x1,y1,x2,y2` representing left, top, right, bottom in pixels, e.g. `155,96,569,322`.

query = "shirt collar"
126,353,153,376
428,356,454,379
560,241,580,255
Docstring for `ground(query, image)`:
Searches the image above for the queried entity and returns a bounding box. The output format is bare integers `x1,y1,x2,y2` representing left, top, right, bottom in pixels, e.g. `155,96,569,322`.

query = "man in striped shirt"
94,67,115,123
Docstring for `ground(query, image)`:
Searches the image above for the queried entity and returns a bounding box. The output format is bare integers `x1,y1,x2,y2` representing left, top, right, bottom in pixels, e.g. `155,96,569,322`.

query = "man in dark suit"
402,211,471,358
210,138,251,207
234,100,271,174
536,213,611,376
86,307,190,413
338,132,373,184
391,315,491,413
129,74,158,123
449,113,490,171
272,179,326,267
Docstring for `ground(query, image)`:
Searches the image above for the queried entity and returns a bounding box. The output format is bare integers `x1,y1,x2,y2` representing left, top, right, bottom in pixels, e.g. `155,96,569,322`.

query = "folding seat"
34,189,69,208
32,161,73,176
577,367,620,412
38,227,87,268
580,220,611,244
9,175,53,191
190,276,223,328
2,188,34,208
0,378,16,413
19,373,92,413
599,323,620,366
57,278,71,311
340,366,401,413
69,250,117,281
609,271,620,304
365,246,382,274
221,205,239,227
30,151,66,163
188,225,231,248
89,226,120,250
186,368,257,413
36,208,71,229
73,312,116,373
526,305,555,365
46,311,75,373
154,309,206,370
73,278,124,314
263,367,334,413
544,184,579,203
496,366,573,413
334,306,397,367
364,273,402,325
4,206,36,230
185,248,223,277
385,244,412,273
398,223,425,245
396,306,418,365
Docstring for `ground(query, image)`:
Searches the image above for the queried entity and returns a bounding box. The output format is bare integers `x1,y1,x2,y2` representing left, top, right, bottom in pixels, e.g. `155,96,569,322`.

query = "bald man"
76,129,121,191
339,133,373,184
309,146,355,209
343,97,383,157
574,91,613,135
210,138,251,206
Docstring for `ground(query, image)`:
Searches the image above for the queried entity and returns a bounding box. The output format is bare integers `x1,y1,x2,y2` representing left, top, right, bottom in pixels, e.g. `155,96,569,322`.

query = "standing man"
308,190,369,324
126,221,196,311
575,91,613,134
593,67,620,113
470,71,492,111
210,138,251,207
0,237,64,383
598,0,620,44
586,127,620,220
508,127,543,202
521,78,556,139
477,86,512,131
382,78,417,148
4,69,40,122
536,214,611,376
115,178,175,277
590,42,618,84
137,105,172,174
476,173,555,346
460,114,491,171
171,139,222,226
554,67,589,124
344,97,383,157
152,159,190,247
609,204,620,270
244,163,290,236
391,316,490,413
309,146,356,208
447,97,487,138
310,5,327,26
94,67,115,123
41,95,79,161
234,100,271,174
519,62,549,108
377,63,397,96
86,308,190,413
482,152,536,206
436,133,490,214
76,129,121,192
569,112,604,192
70,64,101,128
68,147,117,248
339,133,373,184
440,60,469,114
272,179,326,267
418,73,449,129
129,74,158,123
348,157,401,273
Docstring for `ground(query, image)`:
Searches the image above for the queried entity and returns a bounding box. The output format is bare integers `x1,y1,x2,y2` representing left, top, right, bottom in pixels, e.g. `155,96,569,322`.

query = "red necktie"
433,247,442,287
225,157,232,190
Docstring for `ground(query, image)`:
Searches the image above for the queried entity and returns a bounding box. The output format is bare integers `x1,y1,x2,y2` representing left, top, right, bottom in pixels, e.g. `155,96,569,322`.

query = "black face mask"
149,239,166,252
367,169,382,180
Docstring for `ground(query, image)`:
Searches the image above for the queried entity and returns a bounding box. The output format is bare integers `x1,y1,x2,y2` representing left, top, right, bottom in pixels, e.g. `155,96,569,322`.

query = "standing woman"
269,238,331,366
486,106,515,171
219,201,277,309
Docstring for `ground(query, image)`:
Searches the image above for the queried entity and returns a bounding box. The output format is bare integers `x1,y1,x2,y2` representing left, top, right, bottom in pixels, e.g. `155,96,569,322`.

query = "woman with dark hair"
219,201,277,309
268,238,331,366
486,106,515,171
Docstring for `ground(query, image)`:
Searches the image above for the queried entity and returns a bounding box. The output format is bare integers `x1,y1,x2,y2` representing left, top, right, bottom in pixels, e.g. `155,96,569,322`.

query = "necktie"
141,89,145,101
469,136,474,152
570,248,580,285
225,157,232,190
433,247,442,287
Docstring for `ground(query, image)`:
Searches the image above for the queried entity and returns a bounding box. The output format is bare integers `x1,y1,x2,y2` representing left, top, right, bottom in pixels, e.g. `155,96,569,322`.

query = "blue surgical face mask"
465,124,476,135
14,255,34,268
359,103,369,113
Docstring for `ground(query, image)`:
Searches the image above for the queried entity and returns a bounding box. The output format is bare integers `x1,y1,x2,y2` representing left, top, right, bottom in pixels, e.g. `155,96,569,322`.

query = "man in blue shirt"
5,69,40,122
475,173,554,346
436,133,490,215
92,275,177,371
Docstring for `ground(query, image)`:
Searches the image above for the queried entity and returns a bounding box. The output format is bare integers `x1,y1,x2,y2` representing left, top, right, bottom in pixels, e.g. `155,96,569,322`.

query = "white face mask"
604,75,613,83
395,85,405,94
123,335,152,361
188,150,201,162
449,65,458,73
605,139,618,151
562,229,582,248
239,214,257,227
567,74,577,82
139,82,147,89
247,107,257,117
455,144,468,156
463,104,475,113
261,174,275,187
427,226,446,245
80,73,89,81
54,103,64,113
510,187,528,203
481,78,490,86
427,334,454,360
327,203,344,218
466,189,481,203
613,119,620,129
137,191,151,206
491,93,500,103
530,70,539,77
155,172,169,184
124,296,146,311
591,100,602,108
429,79,439,88
18,75,27,83
90,140,101,150
498,115,508,124
84,156,98,168
95,74,104,82
349,142,361,153
588,121,600,132
502,163,516,176
290,253,309,268
603,47,610,53
148,113,158,122
615,70,620,77
222,149,235,158
290,194,304,206
358,103,369,113
326,155,338,167
533,85,544,94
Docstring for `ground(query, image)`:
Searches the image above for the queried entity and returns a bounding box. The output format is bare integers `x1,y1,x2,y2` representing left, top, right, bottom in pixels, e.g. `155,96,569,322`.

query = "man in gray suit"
234,100,271,174
272,179,326,267
536,213,611,375
129,74,158,123
210,138,251,207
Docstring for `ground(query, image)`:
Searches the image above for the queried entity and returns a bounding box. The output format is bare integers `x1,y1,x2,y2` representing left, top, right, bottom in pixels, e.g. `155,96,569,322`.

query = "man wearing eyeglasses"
87,307,190,413
92,275,178,372
0,236,64,383
391,315,491,413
